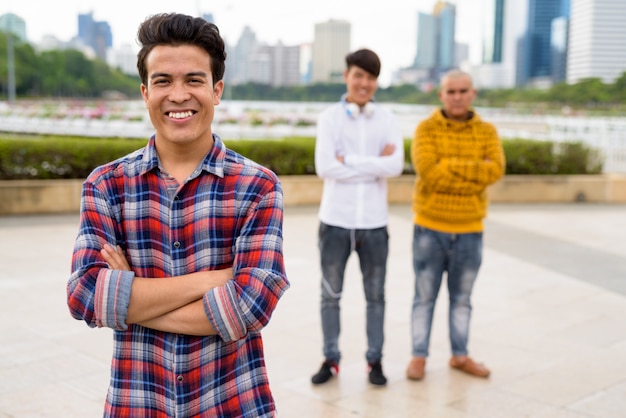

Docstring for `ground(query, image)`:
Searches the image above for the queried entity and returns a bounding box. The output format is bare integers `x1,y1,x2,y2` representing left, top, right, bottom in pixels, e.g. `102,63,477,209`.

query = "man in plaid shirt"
67,13,289,417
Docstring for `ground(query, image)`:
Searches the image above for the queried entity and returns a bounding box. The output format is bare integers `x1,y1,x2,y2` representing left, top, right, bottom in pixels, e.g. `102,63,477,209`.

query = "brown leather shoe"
449,356,490,378
406,357,426,380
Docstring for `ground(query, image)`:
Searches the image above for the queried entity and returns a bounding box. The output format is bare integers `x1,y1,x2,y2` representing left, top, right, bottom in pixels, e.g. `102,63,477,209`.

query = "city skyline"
1,0,486,87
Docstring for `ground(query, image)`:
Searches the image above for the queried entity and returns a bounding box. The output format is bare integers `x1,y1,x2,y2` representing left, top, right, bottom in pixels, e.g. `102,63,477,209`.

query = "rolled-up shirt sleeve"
202,186,289,342
93,268,134,330
67,175,133,331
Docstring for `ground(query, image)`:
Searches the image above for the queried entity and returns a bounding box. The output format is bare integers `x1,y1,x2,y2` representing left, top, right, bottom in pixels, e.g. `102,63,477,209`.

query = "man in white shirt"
311,48,404,386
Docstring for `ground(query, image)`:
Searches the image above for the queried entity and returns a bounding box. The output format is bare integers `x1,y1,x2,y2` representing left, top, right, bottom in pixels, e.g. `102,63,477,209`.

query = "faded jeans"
410,225,482,357
318,222,388,364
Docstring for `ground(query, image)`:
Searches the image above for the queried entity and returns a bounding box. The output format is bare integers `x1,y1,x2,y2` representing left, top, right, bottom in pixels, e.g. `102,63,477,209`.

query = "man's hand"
380,144,396,156
101,244,131,271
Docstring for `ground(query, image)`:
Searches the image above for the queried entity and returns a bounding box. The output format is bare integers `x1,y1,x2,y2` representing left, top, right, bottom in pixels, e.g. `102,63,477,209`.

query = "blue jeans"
410,225,482,357
318,222,388,364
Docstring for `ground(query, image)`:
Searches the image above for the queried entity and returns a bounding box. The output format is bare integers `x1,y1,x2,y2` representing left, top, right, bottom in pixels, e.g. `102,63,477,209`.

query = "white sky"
2,0,485,87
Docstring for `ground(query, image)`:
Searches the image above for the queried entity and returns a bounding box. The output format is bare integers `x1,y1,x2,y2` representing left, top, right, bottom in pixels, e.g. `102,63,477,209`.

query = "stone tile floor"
1,203,625,417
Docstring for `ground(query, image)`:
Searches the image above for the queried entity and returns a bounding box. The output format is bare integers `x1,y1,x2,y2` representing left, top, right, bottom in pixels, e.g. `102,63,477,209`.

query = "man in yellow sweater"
406,69,505,380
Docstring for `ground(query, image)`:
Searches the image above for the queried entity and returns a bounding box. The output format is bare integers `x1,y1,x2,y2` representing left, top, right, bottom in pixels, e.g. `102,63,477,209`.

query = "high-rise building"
77,12,112,62
311,19,351,84
483,0,505,63
0,13,27,42
268,42,301,87
414,12,436,69
435,1,456,72
550,16,568,83
412,1,456,83
567,0,626,84
226,27,301,87
230,26,259,85
473,0,528,89
519,0,568,86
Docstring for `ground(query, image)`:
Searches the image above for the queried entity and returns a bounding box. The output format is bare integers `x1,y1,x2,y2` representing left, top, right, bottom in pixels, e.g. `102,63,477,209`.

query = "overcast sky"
2,0,485,86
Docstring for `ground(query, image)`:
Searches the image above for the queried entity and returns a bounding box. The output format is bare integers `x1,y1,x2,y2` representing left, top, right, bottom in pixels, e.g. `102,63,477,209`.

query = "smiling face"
343,65,378,107
141,44,224,150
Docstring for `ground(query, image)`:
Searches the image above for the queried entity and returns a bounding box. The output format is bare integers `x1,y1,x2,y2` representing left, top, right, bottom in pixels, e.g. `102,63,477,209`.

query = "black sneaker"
368,361,387,386
311,360,339,384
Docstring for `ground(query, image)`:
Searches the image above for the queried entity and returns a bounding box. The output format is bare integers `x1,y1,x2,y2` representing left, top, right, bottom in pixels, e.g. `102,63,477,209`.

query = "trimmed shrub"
502,138,556,174
553,141,603,175
0,136,146,180
0,135,604,180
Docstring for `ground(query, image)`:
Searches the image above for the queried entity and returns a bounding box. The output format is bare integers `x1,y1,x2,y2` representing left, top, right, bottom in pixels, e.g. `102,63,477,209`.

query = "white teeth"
168,111,193,119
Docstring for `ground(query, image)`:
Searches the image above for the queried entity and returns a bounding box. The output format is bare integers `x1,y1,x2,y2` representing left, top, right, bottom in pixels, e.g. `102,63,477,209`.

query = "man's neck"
155,136,214,184
441,109,473,122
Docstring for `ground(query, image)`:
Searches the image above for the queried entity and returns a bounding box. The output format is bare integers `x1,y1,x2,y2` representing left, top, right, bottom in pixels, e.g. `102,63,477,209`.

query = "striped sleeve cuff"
94,269,133,330
203,281,247,342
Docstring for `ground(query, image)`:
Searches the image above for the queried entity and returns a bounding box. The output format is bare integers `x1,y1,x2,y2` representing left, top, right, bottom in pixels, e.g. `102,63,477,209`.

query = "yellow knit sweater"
411,109,505,233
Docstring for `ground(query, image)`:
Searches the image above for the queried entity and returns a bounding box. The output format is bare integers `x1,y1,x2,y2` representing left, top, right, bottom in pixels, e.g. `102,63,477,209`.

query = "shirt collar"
139,134,226,179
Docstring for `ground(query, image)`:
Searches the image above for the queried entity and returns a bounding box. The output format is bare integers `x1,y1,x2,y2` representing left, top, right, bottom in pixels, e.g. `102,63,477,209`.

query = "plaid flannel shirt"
67,135,289,417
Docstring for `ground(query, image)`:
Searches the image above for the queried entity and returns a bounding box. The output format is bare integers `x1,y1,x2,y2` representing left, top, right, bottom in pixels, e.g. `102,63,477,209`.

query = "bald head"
438,69,477,122
440,70,474,89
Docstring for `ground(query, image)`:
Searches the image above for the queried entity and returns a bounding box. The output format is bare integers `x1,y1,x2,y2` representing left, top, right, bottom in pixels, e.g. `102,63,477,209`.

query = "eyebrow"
149,71,209,80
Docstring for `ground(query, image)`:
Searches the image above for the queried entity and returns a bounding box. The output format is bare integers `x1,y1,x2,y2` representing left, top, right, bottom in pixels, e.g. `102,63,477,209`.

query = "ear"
213,80,224,105
141,84,149,106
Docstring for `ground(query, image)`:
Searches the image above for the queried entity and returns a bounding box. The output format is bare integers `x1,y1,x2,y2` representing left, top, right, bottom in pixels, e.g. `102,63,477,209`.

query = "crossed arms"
412,123,505,194
100,244,231,336
67,177,289,340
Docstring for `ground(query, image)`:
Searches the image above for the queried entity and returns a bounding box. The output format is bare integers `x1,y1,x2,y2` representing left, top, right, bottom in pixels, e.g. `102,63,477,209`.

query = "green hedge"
0,135,603,180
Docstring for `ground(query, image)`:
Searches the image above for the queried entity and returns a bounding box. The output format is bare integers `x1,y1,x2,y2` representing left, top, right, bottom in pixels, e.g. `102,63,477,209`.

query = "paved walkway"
1,203,625,417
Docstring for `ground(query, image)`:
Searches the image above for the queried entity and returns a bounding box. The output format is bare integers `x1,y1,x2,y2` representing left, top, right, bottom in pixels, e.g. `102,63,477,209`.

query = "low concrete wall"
0,179,83,215
1,174,626,215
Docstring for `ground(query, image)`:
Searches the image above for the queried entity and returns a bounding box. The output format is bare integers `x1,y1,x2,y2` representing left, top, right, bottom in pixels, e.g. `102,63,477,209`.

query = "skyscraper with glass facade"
483,0,505,63
413,1,456,82
519,0,568,85
473,0,527,89
414,12,436,70
77,12,112,62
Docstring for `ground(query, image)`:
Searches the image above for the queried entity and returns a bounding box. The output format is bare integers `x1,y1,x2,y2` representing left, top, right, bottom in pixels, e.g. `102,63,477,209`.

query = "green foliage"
553,141,603,174
475,74,626,111
0,135,603,180
0,136,146,179
502,138,603,175
0,32,141,99
224,138,317,176
502,139,556,174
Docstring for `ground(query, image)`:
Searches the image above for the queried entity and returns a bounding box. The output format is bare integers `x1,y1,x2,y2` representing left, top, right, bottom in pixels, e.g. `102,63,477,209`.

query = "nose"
168,81,191,103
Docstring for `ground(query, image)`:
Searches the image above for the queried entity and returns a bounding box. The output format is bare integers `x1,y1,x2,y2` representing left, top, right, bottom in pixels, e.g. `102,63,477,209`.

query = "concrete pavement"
1,203,625,417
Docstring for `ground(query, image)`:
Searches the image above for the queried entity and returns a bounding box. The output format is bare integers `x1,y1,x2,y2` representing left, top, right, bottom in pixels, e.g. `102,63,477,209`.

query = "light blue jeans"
410,225,482,357
318,222,388,364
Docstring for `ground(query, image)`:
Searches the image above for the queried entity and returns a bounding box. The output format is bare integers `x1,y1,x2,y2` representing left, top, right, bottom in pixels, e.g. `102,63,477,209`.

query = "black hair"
345,49,381,77
136,13,226,86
